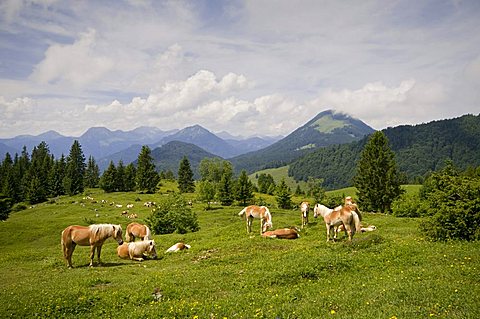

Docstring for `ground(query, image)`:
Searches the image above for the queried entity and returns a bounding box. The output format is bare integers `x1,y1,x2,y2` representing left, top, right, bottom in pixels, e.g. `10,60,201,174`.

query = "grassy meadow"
1,187,479,318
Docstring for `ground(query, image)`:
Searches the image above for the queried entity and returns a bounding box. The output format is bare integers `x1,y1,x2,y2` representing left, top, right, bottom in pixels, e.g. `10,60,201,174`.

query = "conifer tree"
85,156,100,188
116,160,126,192
236,170,254,206
353,131,403,213
218,171,234,206
124,163,136,191
63,140,86,196
135,146,159,193
100,161,117,193
49,155,66,197
276,178,292,209
178,156,195,193
24,142,52,203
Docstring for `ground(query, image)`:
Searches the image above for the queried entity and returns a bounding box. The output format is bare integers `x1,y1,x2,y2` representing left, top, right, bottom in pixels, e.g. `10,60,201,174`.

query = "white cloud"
29,28,114,88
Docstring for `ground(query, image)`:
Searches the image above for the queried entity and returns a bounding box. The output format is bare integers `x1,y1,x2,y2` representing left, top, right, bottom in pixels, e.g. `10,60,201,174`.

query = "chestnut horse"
262,228,300,239
238,205,273,235
117,240,157,261
61,224,123,268
165,242,191,253
126,222,152,242
314,204,361,242
300,201,310,228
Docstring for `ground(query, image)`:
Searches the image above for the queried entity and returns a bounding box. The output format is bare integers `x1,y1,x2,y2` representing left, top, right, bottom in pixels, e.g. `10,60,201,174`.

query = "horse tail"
61,229,67,258
238,207,247,217
144,225,152,240
352,212,361,233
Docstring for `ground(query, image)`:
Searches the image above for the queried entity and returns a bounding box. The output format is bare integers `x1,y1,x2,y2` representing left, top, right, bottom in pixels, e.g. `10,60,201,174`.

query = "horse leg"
247,217,252,233
345,224,353,241
326,224,331,242
97,245,103,265
65,242,76,268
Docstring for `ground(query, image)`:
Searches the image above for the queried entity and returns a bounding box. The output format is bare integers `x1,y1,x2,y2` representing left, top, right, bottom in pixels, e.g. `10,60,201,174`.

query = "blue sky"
0,0,479,138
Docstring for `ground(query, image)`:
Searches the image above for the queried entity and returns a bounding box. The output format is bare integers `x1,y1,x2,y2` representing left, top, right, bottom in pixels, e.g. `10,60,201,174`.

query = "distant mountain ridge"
230,110,375,173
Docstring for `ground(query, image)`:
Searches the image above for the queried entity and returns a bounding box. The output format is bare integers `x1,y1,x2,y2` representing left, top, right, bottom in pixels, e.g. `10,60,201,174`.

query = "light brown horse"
238,205,273,235
262,227,300,239
300,201,310,228
314,204,361,242
117,240,157,261
165,242,191,253
126,222,152,242
61,224,123,268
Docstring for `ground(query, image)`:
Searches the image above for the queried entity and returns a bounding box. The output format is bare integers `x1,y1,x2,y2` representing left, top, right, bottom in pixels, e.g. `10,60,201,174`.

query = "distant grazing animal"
238,205,273,235
262,228,300,239
126,222,152,242
337,224,377,234
61,224,123,268
126,204,134,208
314,204,361,242
117,240,157,261
165,242,191,253
300,201,310,228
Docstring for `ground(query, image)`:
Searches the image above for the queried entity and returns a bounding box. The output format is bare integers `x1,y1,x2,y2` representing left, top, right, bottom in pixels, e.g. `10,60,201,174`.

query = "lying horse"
165,242,191,253
61,224,123,268
300,201,310,228
314,204,361,242
337,224,377,234
117,240,157,261
126,222,152,242
262,228,300,239
238,205,273,235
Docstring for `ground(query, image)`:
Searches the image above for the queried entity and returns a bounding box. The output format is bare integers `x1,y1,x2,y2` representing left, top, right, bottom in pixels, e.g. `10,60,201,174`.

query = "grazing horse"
165,242,191,253
238,205,273,235
61,224,123,268
262,228,300,239
117,240,157,261
126,222,152,242
300,201,310,228
314,204,361,242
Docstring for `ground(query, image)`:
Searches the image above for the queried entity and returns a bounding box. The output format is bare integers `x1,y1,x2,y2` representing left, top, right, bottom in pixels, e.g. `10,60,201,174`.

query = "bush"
146,194,199,234
0,196,13,220
391,195,429,218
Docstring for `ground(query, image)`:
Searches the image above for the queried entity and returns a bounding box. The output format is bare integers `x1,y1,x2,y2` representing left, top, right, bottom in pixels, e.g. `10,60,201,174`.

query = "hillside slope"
230,110,374,173
289,113,480,189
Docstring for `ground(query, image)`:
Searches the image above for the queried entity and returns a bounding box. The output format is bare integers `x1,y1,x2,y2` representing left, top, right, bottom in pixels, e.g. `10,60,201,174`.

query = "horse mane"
89,224,116,241
144,225,152,240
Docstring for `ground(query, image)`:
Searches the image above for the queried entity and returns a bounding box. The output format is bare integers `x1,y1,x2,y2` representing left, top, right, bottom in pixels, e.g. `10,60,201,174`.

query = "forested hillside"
289,113,480,189
230,110,374,173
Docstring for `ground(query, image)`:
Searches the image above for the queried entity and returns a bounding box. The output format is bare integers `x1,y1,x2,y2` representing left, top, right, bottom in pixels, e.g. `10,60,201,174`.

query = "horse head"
113,225,124,245
262,211,273,232
147,240,157,259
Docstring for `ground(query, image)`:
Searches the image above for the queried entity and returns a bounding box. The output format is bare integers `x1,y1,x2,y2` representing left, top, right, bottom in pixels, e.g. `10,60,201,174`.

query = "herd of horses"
61,196,374,268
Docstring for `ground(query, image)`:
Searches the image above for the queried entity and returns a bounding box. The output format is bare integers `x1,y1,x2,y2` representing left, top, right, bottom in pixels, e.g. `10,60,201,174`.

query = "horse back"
63,225,91,246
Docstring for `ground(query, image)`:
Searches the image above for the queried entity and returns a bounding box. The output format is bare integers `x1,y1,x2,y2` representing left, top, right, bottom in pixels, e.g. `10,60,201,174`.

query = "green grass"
1,189,479,318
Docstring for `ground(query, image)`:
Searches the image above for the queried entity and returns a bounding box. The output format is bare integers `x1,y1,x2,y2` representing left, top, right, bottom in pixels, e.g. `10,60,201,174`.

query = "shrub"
391,195,429,218
146,194,199,234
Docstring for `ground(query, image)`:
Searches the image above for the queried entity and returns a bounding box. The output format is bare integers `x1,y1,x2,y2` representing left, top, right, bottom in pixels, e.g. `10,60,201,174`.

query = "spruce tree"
218,171,234,206
24,142,52,203
116,160,126,192
63,140,86,196
85,156,100,188
353,131,403,213
276,178,292,209
100,161,117,193
136,146,159,193
178,156,195,193
49,155,66,197
124,163,137,191
236,170,254,206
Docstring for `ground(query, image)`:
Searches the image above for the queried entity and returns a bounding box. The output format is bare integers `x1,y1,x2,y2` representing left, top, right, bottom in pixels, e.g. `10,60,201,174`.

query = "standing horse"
238,205,273,235
61,224,123,268
314,204,361,242
300,201,310,228
126,222,152,242
117,240,157,261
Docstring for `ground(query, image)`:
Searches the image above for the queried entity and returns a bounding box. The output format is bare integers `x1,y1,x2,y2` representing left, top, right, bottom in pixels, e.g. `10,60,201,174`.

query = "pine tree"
218,171,234,206
85,156,100,188
63,140,86,196
100,161,117,193
49,155,66,197
178,156,195,193
276,178,292,209
24,142,52,203
353,131,404,213
236,170,254,206
136,146,159,193
116,160,126,192
124,163,137,191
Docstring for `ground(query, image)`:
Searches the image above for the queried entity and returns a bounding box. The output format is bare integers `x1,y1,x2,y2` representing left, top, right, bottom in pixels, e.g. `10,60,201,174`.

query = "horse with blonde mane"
117,240,157,261
61,224,123,268
238,205,273,235
300,201,310,228
126,222,152,242
314,203,361,242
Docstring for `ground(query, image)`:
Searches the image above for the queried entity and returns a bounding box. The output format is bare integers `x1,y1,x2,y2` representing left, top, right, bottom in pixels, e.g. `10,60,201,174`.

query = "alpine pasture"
1,188,479,318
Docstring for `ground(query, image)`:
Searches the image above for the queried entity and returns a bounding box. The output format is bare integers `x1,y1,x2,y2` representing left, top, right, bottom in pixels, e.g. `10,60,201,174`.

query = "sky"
1,0,479,139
